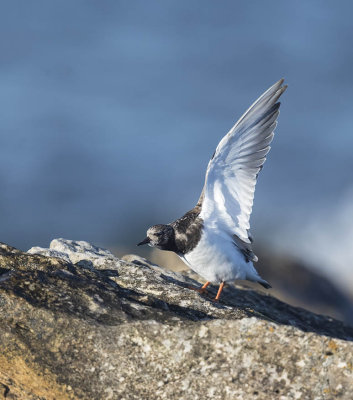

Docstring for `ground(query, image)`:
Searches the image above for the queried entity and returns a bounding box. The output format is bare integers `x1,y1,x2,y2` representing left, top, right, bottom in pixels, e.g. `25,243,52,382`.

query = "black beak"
137,237,150,246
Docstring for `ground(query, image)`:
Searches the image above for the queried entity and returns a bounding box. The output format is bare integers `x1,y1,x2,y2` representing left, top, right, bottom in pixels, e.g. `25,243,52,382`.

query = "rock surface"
0,239,352,399
149,245,353,325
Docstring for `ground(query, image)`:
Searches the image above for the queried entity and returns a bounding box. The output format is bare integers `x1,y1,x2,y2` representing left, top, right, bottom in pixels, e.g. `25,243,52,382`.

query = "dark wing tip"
279,84,288,94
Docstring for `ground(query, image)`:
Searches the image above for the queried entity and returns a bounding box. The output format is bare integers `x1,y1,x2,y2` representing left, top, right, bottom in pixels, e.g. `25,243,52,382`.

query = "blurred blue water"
1,1,353,290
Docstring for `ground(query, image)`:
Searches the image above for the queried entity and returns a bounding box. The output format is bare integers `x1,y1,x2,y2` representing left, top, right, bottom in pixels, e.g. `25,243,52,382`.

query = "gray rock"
0,239,352,399
28,238,116,266
27,245,71,262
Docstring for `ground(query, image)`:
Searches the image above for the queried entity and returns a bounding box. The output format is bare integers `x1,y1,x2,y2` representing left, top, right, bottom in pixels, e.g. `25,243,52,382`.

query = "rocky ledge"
0,239,352,400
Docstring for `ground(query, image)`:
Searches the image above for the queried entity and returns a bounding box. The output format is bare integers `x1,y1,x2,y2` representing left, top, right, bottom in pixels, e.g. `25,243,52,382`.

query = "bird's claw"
188,285,208,294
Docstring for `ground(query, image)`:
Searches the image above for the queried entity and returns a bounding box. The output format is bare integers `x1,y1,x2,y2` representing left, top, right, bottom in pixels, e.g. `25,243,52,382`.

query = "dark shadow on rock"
1,242,353,342
0,382,10,398
256,247,353,326
156,270,353,341
1,266,214,325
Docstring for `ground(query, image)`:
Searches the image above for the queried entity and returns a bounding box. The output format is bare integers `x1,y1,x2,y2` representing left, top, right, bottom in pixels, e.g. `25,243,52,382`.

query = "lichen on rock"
0,238,352,399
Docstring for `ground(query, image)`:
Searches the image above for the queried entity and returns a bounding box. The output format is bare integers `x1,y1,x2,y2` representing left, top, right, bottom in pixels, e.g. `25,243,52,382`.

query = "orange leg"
189,281,210,294
214,282,225,301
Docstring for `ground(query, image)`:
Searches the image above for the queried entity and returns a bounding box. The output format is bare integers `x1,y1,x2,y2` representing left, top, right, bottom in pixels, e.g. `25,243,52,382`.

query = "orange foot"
213,282,225,302
188,281,211,294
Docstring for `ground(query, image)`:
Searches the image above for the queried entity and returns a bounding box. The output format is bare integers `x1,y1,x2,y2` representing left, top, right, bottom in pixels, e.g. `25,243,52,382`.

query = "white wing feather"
200,79,287,243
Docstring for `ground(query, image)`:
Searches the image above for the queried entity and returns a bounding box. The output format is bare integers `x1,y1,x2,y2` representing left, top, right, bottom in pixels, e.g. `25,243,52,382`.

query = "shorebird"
138,79,287,301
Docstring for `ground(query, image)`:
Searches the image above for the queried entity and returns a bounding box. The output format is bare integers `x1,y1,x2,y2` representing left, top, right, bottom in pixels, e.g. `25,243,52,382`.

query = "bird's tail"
246,264,272,289
258,280,272,289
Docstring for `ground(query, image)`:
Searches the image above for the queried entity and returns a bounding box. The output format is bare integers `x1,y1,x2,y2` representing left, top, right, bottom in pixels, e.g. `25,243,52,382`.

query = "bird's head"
137,224,174,249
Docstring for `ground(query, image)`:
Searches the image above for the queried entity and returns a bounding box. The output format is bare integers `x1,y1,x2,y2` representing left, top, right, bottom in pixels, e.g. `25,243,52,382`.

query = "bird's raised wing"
199,79,287,243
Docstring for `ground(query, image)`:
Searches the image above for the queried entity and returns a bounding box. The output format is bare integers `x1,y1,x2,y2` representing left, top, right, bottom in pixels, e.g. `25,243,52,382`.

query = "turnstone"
138,79,287,301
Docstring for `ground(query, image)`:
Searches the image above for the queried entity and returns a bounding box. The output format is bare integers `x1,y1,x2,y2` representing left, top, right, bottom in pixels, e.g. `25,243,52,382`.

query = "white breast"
180,225,256,284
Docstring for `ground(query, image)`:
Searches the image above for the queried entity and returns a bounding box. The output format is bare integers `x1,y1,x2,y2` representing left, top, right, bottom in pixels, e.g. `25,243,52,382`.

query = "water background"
1,1,353,293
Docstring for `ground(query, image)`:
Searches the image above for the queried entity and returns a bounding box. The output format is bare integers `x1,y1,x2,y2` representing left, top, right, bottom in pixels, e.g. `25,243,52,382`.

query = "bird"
138,79,287,301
